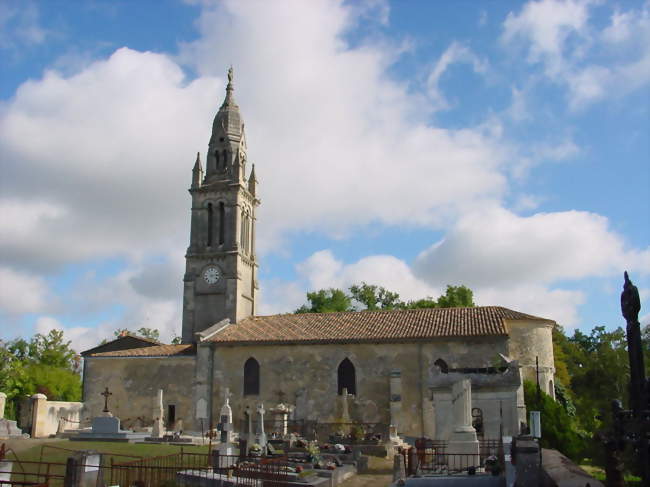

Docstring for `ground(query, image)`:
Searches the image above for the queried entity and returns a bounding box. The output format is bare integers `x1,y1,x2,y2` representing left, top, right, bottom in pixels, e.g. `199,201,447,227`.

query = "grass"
4,439,212,485
580,463,642,487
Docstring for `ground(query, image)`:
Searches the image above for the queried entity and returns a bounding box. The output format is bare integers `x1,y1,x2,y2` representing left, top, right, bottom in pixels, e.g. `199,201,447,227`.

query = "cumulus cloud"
414,206,650,289
0,266,53,316
263,247,588,327
501,0,650,109
0,48,219,270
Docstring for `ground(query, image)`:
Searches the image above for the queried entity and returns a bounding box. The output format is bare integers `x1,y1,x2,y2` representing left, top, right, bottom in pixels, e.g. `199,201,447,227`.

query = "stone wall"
83,356,195,430
205,336,510,438
506,319,555,398
29,394,83,438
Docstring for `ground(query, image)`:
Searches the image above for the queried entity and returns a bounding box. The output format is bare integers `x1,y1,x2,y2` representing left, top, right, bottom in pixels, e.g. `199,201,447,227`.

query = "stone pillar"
0,392,6,419
245,405,253,442
448,379,479,470
31,393,49,438
151,389,164,438
257,403,267,449
389,370,402,435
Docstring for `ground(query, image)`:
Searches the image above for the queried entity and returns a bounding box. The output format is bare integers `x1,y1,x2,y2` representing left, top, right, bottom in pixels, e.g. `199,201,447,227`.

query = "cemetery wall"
506,319,555,397
83,356,195,430
210,337,509,438
29,394,83,438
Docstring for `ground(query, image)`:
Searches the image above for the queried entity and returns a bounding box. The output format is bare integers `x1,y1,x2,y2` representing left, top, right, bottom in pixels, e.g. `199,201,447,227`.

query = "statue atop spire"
222,66,236,108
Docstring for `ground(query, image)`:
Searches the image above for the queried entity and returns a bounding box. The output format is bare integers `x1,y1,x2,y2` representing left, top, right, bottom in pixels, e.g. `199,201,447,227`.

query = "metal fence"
404,438,506,476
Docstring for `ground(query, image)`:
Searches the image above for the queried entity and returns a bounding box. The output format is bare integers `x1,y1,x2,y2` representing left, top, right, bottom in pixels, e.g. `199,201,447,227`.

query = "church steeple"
182,67,259,344
205,67,245,182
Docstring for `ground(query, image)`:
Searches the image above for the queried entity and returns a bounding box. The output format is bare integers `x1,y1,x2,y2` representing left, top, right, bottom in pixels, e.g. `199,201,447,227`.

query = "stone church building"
82,69,556,441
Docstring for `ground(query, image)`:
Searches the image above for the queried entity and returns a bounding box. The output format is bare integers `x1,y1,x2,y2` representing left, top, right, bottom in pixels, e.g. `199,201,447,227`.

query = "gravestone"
448,379,480,470
216,388,236,468
270,402,289,436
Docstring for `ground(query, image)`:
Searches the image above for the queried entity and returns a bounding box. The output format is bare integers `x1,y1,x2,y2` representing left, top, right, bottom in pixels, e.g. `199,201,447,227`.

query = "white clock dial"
203,266,221,284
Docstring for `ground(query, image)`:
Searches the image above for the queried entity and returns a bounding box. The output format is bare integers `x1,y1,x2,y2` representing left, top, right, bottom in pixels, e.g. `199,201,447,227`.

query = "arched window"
218,202,225,245
549,380,554,397
215,150,220,170
337,358,356,395
434,358,449,374
244,358,260,396
207,203,213,246
222,149,228,168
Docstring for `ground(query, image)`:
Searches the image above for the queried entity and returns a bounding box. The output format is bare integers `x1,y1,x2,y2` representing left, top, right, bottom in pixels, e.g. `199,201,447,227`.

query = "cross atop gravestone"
100,387,112,413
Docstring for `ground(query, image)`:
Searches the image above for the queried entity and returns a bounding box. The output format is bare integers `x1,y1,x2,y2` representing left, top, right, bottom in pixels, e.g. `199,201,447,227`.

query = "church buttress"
181,68,259,343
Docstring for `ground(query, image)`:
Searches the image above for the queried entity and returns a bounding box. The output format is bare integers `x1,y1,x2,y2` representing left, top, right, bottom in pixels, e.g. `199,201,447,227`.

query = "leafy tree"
295,283,477,313
436,285,475,308
0,331,82,420
295,288,353,313
349,282,401,310
524,380,586,461
136,327,160,341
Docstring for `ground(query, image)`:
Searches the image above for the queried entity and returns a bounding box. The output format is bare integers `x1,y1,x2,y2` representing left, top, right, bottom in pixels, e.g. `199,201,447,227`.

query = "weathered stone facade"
81,69,556,441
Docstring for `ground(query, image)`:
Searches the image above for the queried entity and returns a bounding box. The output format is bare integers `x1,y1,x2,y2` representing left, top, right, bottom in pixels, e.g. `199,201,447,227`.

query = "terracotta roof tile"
208,306,553,345
89,344,196,357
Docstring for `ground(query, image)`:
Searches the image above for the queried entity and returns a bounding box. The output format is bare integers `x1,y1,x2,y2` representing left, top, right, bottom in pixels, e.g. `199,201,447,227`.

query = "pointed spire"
192,152,203,188
248,164,257,196
221,66,236,108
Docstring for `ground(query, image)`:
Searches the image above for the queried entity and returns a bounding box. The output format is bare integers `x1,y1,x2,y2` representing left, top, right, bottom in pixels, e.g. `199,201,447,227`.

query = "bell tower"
181,68,259,343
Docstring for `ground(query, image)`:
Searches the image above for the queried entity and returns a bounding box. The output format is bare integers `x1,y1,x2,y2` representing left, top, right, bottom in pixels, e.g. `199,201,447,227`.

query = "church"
81,69,556,441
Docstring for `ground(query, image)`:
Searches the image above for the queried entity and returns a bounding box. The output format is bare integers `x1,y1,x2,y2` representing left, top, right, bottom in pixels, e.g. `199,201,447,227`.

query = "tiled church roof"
89,344,195,357
207,306,554,346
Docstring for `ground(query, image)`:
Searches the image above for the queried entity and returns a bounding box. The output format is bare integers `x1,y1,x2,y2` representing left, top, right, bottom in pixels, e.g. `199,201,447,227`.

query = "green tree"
136,327,160,341
436,285,475,308
1,331,82,420
349,282,402,310
295,288,353,313
524,380,586,461
295,283,477,313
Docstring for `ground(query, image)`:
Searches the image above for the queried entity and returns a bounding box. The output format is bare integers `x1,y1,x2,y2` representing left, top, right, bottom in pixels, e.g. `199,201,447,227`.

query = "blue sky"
0,0,648,351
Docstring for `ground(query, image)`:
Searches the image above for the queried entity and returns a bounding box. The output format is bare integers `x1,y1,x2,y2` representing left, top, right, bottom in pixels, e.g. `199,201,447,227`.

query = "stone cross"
100,387,112,413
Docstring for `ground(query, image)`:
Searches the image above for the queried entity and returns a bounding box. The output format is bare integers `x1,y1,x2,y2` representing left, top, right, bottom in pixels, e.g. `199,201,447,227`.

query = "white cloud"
427,42,488,111
476,284,585,328
0,1,48,50
414,206,650,289
296,249,439,302
266,247,588,327
501,0,650,109
0,266,52,315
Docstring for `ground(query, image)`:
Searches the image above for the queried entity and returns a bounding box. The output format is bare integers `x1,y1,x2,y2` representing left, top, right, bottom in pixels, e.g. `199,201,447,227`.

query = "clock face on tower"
203,266,222,284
